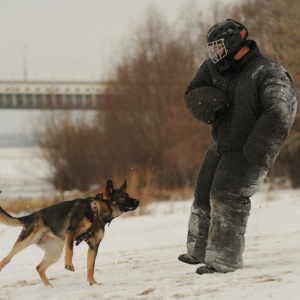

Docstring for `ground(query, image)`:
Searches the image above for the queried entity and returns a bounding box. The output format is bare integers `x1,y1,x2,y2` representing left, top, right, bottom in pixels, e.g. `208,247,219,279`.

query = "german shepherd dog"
0,180,139,286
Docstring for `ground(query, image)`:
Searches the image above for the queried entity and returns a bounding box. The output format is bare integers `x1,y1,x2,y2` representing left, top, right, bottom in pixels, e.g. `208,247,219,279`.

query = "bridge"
0,80,108,109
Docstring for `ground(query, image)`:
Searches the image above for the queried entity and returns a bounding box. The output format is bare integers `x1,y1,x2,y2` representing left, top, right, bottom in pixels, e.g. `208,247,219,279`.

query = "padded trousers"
187,143,268,272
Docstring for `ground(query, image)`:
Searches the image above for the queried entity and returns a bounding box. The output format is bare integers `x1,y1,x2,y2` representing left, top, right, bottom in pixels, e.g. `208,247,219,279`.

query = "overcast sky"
0,0,218,82
0,0,237,136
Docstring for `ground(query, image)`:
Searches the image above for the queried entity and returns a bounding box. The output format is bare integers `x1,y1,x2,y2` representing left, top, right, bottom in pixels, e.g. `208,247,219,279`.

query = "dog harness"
75,197,113,250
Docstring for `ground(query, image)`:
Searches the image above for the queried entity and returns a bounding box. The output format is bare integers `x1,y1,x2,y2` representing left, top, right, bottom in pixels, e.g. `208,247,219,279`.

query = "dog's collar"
98,199,113,220
93,194,113,217
93,194,114,225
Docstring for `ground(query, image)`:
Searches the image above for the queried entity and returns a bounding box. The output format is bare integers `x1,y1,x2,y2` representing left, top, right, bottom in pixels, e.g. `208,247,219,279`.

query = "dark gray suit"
184,41,297,272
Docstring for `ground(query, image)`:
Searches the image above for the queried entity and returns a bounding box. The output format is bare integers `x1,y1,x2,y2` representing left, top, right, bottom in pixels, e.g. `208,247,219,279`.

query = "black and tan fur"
0,180,139,286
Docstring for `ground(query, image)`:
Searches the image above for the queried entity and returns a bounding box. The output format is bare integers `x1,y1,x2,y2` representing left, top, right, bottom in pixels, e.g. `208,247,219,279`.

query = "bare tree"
36,112,104,192
95,6,212,189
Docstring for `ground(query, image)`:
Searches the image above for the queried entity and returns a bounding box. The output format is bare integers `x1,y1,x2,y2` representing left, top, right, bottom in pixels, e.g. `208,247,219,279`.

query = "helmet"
207,19,249,64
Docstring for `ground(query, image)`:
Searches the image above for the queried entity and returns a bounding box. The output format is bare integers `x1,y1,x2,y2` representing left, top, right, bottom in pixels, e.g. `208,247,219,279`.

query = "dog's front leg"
87,231,104,285
64,230,76,271
87,245,100,285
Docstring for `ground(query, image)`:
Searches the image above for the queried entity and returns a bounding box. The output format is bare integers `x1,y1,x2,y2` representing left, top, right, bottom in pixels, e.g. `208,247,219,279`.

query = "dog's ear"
105,180,114,198
120,180,127,192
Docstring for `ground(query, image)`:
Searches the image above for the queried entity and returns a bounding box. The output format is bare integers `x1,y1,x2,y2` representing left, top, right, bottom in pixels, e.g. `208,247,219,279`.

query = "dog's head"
101,179,139,213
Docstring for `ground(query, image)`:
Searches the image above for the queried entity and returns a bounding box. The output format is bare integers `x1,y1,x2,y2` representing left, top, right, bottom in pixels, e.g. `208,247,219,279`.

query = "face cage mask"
207,39,228,63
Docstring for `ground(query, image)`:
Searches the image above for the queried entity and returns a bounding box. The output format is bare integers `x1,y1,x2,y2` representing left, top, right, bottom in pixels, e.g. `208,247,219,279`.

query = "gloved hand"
205,99,229,124
185,86,229,124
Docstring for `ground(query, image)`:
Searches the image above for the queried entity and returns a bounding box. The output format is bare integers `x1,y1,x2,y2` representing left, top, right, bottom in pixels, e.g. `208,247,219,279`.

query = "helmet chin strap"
216,44,248,73
217,59,231,73
217,53,239,73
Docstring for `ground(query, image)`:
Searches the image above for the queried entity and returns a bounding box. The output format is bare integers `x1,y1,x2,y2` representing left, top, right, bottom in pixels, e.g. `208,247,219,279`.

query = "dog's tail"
0,207,25,227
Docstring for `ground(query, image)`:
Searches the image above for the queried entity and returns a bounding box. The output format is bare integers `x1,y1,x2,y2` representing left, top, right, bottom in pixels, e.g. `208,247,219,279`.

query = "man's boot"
178,253,201,265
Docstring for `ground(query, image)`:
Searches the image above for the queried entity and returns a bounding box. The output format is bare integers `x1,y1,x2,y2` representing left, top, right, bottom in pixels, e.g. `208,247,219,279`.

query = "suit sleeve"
184,61,229,124
243,68,297,168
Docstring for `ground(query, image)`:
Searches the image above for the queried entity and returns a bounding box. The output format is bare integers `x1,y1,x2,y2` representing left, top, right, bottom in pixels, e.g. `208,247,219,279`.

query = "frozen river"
0,109,96,199
0,147,56,199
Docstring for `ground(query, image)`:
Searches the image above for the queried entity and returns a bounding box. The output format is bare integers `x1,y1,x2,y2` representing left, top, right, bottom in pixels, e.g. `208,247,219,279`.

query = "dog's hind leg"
0,224,38,271
36,239,64,286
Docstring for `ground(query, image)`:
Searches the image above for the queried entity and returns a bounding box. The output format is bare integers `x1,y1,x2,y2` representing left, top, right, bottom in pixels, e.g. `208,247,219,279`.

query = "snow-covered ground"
0,188,300,300
1,147,300,299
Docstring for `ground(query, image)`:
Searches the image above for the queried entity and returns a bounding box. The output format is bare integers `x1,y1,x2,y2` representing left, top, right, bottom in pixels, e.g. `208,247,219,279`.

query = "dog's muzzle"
121,199,140,212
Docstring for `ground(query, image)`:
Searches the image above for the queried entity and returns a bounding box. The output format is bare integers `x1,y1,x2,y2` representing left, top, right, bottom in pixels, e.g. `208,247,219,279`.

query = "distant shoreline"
0,133,38,148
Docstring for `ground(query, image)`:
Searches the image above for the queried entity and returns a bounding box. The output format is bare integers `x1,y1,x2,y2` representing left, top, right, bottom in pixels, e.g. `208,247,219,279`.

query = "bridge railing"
0,93,102,109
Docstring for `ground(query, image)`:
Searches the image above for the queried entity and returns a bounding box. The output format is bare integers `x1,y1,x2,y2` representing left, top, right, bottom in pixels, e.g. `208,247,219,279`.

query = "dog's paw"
65,264,75,272
44,281,53,287
87,278,99,285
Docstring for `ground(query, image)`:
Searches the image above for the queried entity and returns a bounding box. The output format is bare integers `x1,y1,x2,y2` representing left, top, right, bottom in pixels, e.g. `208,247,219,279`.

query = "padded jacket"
184,41,297,168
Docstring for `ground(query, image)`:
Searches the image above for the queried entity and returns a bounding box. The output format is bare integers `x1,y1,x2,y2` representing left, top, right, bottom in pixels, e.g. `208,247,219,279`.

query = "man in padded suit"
178,19,297,275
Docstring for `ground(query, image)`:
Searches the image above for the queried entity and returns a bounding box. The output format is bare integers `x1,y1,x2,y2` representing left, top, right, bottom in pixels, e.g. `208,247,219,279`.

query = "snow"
1,188,300,300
